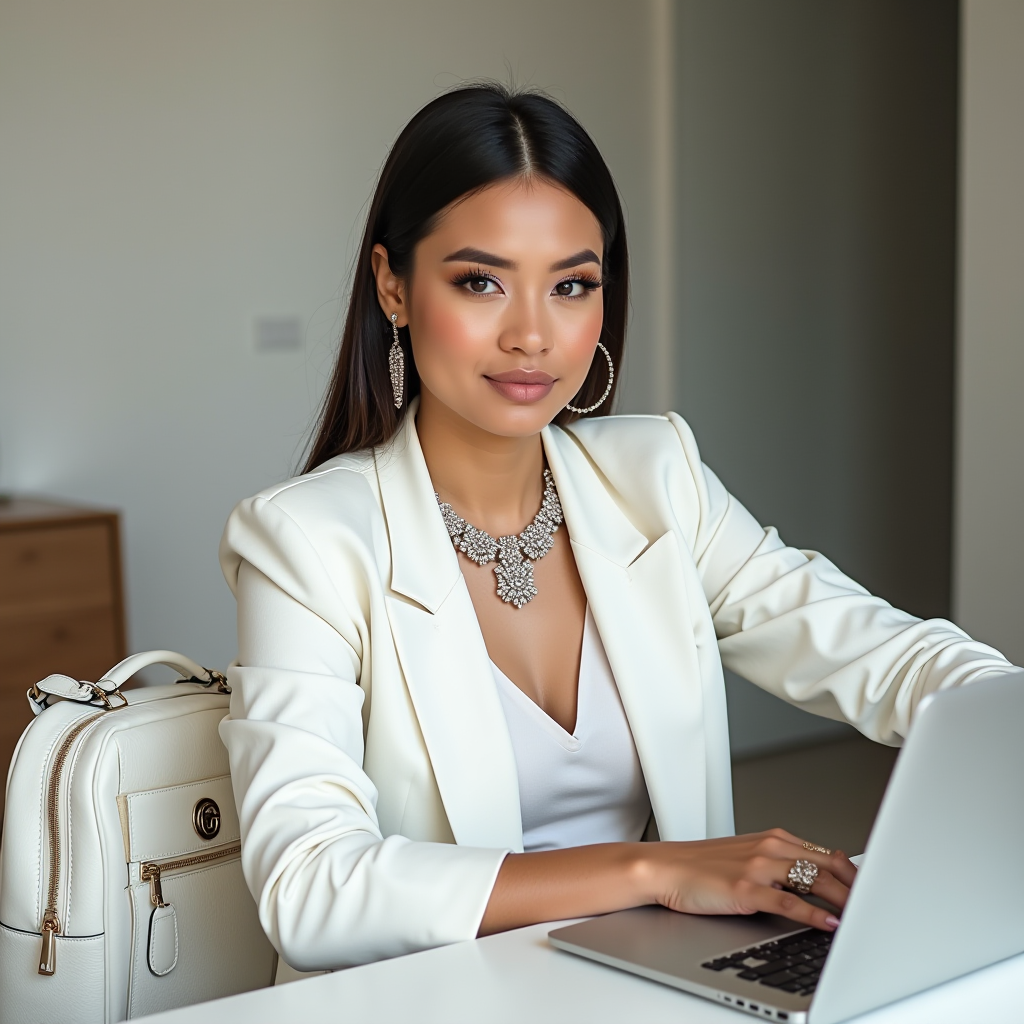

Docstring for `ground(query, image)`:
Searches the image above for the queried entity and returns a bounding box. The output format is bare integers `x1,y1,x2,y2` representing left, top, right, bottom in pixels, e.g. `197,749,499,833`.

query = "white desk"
139,920,1024,1024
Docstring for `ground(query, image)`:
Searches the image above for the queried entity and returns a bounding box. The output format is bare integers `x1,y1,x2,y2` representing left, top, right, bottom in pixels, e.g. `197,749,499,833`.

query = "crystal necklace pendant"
435,469,564,608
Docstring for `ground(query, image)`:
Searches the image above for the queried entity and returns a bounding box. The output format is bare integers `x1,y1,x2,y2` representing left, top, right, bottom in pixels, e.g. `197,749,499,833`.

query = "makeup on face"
444,247,603,304
404,178,607,438
483,368,556,404
440,245,600,405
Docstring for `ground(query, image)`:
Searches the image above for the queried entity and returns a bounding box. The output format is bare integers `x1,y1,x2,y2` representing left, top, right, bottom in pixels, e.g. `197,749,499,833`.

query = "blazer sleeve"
218,492,508,971
665,413,1018,745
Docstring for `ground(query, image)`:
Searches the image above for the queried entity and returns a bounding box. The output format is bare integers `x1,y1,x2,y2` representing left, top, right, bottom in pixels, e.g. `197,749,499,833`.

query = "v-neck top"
490,606,652,852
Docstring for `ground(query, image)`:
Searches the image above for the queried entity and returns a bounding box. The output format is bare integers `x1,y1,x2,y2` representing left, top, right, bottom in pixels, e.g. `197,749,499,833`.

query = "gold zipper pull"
141,863,166,908
38,909,60,975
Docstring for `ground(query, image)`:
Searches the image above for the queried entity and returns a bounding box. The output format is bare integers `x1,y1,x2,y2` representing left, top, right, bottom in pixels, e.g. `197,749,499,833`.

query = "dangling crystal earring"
388,312,405,409
565,341,615,414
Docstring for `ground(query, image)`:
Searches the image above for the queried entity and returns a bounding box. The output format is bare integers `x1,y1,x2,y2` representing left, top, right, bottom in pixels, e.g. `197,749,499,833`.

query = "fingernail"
825,915,840,929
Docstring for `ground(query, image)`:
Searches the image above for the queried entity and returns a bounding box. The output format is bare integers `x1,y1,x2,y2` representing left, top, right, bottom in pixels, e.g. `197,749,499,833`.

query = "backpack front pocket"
118,776,275,1017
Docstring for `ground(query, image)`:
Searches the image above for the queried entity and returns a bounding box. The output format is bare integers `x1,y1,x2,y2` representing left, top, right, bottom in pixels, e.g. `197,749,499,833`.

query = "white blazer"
219,408,1013,971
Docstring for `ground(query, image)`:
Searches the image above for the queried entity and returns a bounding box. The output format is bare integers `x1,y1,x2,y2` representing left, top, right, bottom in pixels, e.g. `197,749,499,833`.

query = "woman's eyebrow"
441,247,602,273
442,247,516,270
549,249,601,272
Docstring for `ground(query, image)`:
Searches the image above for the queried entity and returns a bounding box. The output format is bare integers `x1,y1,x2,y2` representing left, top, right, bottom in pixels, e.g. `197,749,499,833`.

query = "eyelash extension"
450,268,502,290
554,274,602,297
449,267,603,297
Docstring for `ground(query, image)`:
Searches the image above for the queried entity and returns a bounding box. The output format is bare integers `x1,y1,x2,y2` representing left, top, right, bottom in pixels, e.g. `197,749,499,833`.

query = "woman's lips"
484,369,556,403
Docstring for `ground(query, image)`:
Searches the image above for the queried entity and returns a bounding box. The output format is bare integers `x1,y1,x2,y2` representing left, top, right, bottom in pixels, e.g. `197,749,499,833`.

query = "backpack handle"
97,650,227,690
28,651,228,716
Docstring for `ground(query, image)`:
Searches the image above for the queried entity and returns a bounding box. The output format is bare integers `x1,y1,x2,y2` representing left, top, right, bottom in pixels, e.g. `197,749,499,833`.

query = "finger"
753,856,850,911
749,885,840,932
758,827,807,847
757,830,859,886
808,869,850,910
803,849,857,890
828,849,858,888
759,836,856,890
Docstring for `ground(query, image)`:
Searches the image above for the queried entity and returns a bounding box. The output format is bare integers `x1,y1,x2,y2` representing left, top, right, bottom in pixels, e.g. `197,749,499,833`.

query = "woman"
219,84,1014,972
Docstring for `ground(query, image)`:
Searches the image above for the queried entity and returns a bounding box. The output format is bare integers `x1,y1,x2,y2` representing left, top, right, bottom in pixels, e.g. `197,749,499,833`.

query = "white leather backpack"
0,651,277,1023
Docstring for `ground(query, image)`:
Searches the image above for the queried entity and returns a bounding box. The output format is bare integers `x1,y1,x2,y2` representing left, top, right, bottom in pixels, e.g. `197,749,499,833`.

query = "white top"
490,606,652,852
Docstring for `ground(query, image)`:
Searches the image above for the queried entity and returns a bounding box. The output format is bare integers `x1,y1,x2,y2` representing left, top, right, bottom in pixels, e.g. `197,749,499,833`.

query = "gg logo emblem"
192,798,221,841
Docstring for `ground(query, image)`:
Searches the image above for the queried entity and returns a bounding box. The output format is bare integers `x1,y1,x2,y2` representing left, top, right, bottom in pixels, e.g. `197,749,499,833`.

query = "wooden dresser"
0,498,127,816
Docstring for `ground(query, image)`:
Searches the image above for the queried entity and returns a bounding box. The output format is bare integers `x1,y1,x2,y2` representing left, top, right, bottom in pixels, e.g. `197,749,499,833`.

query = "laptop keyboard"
701,929,833,997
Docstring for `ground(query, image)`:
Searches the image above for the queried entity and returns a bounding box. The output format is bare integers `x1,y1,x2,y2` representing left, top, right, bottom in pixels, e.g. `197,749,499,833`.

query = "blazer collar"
374,402,463,614
540,423,649,568
375,405,651,603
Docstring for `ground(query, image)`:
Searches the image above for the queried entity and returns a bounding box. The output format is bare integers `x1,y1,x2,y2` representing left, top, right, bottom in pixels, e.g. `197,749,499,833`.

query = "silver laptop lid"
811,668,1024,1023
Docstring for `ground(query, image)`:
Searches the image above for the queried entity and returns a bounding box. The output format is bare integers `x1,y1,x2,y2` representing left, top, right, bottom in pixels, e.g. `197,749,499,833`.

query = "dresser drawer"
0,606,123,819
0,523,115,612
0,501,126,820
0,606,122,689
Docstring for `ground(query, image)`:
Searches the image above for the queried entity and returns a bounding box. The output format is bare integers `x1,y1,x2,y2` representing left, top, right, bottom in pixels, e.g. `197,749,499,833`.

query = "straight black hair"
304,83,629,471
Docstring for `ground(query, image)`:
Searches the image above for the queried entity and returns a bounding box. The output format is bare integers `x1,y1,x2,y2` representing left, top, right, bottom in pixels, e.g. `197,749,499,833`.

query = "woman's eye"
553,280,592,298
464,276,499,294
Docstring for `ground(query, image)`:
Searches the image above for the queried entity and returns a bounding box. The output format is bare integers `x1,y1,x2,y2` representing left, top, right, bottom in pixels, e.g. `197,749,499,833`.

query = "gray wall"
955,0,1024,667
1,1,972,759
0,0,666,673
674,0,960,754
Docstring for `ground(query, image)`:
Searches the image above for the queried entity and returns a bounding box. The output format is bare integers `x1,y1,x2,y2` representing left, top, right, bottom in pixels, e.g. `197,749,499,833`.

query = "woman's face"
375,177,606,439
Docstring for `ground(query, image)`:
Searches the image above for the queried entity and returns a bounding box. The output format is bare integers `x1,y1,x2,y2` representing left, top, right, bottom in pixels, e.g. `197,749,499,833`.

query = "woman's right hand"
636,828,858,932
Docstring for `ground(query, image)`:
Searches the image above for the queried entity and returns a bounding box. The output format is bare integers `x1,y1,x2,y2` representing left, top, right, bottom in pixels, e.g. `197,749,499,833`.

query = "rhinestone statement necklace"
436,469,564,609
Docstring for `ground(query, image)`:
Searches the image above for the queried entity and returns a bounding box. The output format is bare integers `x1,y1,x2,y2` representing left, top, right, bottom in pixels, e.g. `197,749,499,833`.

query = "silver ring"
787,858,819,894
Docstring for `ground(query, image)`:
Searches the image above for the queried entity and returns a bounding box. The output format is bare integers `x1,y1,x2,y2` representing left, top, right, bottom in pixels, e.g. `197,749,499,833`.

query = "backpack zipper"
34,676,223,977
140,843,242,908
38,709,109,976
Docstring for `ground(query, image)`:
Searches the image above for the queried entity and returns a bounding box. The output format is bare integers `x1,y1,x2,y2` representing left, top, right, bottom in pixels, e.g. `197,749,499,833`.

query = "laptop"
549,668,1024,1023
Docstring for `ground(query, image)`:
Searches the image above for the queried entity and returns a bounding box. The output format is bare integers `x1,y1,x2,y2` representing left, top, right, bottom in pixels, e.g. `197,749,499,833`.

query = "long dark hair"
304,83,629,471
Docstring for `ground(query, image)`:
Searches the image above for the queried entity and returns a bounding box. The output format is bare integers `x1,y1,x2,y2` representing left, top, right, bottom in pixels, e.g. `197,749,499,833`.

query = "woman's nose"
498,295,550,355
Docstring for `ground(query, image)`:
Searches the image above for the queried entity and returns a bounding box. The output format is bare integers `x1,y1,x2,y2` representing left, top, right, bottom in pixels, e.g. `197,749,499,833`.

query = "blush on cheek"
563,304,606,378
413,286,498,386
413,327,480,414
420,302,487,358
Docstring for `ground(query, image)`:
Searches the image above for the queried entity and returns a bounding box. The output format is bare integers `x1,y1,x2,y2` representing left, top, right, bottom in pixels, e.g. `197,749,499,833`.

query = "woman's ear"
371,244,408,327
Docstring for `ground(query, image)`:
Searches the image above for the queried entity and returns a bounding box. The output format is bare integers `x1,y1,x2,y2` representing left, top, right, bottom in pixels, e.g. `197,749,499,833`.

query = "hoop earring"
565,341,614,414
388,312,405,409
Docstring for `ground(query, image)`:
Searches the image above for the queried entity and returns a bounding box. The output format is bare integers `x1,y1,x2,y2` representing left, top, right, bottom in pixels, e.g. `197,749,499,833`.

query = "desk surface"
139,919,1024,1024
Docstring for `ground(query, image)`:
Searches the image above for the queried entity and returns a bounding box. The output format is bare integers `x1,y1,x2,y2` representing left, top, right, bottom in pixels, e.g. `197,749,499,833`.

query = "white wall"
955,0,1024,666
0,1,666,672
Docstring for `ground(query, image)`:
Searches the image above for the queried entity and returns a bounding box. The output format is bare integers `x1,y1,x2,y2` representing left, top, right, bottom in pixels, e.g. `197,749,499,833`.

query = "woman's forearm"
478,843,654,935
478,831,857,938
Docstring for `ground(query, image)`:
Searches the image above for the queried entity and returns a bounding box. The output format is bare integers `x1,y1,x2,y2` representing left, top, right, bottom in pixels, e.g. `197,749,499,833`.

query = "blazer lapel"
377,410,524,852
543,427,709,841
375,411,710,851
